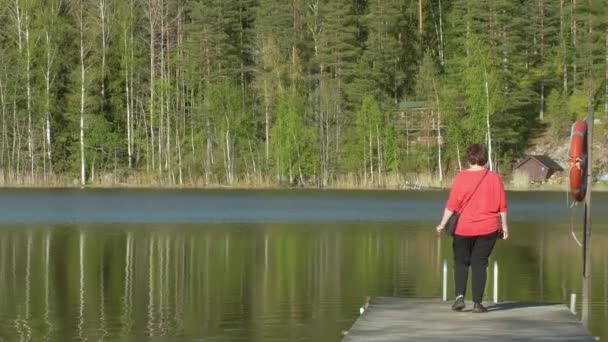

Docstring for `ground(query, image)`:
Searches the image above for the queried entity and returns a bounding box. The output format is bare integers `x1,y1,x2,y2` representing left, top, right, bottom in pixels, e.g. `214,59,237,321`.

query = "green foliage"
271,92,318,181
546,89,572,142
348,0,416,105
461,38,503,143
0,0,605,185
348,95,399,176
568,89,591,120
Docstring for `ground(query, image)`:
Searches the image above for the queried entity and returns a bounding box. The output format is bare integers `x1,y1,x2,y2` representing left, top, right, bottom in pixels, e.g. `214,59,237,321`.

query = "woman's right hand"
436,224,445,233
437,208,453,234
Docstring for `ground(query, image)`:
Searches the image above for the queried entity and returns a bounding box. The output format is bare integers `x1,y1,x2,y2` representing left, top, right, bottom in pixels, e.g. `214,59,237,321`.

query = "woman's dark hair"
466,144,488,166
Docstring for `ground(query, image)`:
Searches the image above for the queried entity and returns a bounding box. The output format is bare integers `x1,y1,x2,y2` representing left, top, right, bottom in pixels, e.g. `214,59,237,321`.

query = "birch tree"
38,0,64,176
71,0,91,185
144,0,160,172
10,0,35,178
463,38,503,171
118,0,135,168
97,0,111,110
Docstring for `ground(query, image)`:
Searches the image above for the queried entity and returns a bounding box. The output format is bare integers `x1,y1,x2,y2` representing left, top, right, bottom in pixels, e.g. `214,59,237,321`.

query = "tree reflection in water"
0,223,605,341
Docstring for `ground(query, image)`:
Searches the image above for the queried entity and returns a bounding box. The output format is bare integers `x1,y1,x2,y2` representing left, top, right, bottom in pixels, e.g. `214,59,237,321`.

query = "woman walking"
436,144,508,313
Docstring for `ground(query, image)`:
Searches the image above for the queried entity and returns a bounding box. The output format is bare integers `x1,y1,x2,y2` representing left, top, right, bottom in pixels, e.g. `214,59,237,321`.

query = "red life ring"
569,120,587,202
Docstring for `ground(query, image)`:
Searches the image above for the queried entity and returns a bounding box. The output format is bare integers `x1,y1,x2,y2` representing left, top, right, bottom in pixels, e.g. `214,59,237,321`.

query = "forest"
0,0,606,187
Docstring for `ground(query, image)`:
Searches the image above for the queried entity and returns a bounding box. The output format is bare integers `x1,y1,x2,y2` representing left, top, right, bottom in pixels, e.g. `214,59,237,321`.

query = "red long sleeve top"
446,168,507,236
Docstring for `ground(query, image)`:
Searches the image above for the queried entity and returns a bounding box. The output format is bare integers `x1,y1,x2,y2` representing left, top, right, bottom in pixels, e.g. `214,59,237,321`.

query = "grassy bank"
0,170,451,190
2,169,606,192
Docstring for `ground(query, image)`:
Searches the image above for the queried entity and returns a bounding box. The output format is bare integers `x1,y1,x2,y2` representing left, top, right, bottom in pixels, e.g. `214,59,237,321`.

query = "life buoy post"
569,120,588,202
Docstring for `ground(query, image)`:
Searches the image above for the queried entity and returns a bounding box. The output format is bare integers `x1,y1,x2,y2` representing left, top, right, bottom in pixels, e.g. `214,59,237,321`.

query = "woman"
436,144,508,313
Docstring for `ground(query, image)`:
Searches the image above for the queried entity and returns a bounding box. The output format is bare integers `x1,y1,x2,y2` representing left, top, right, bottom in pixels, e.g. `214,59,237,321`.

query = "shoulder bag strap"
457,169,489,213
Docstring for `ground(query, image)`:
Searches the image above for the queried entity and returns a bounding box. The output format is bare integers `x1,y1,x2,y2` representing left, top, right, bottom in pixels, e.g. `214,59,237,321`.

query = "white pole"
443,259,448,301
570,293,577,314
493,261,499,304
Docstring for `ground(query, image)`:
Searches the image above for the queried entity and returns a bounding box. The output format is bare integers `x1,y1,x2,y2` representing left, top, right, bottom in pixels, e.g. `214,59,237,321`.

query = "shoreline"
1,182,607,192
1,169,606,192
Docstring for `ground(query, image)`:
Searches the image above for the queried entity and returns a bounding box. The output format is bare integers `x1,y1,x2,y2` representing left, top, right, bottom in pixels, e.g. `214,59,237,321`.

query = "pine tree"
184,0,240,181
253,0,301,170
311,0,359,183
349,0,415,105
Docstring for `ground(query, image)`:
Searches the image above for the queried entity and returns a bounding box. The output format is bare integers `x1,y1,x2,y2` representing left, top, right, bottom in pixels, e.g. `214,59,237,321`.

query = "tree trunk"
130,17,136,168
456,141,462,171
149,0,156,171
247,137,257,176
165,13,172,177
362,137,367,184
405,112,409,156
560,0,568,95
376,125,382,183
438,0,445,66
335,74,343,174
432,80,442,182
296,143,304,186
224,128,231,184
12,0,22,179
238,2,246,113
176,5,184,184
176,116,183,185
11,90,17,177
25,22,33,179
419,0,423,36
79,1,86,185
539,0,545,120
369,129,374,183
0,79,6,169
437,111,443,183
204,38,213,183
290,0,300,87
158,1,165,175
44,31,53,174
125,29,132,168
466,3,470,56
427,119,431,175
15,94,21,180
143,97,150,172
484,70,494,171
318,65,327,186
572,0,577,87
309,0,325,185
264,80,270,165
99,0,107,111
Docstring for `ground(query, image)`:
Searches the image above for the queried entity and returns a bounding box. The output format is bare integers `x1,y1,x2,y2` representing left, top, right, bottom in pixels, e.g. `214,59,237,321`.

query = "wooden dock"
343,297,596,341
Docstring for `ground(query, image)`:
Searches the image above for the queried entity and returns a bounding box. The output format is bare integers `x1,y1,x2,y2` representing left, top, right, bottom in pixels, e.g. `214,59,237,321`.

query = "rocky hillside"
524,119,608,183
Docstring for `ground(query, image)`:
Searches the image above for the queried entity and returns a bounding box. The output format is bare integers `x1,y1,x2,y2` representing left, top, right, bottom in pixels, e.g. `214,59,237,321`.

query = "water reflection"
0,222,605,341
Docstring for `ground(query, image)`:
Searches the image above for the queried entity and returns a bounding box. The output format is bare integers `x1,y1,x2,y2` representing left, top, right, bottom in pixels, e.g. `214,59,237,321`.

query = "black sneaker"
451,296,465,311
472,302,488,313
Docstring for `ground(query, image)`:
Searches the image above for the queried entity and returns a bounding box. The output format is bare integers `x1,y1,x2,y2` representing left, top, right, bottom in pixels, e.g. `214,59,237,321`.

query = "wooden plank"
343,297,595,342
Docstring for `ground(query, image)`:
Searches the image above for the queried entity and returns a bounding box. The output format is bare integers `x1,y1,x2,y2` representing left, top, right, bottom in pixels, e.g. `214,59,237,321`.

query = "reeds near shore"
0,169,453,190
6,168,602,192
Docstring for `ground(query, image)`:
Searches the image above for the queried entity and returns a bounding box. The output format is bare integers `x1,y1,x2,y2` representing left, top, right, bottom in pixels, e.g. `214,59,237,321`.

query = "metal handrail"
441,258,499,304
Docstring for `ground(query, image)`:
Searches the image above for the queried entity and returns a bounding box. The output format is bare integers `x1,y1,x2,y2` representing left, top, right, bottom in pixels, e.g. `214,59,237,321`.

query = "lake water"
0,189,606,341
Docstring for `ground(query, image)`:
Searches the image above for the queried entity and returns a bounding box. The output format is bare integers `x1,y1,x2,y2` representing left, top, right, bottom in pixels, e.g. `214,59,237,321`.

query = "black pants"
453,231,498,303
